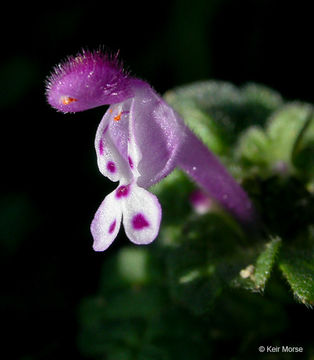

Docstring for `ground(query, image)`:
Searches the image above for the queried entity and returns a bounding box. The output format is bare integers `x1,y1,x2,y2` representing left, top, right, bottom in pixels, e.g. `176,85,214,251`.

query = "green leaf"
266,103,313,166
254,236,282,289
279,247,314,306
291,109,314,160
236,102,314,179
164,81,240,154
163,212,250,314
164,81,283,157
236,126,270,167
234,236,281,292
78,247,212,359
291,108,314,182
250,176,314,240
241,83,283,122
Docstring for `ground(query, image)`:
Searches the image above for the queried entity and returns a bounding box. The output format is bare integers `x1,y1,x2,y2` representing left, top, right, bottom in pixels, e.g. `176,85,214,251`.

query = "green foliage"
78,247,212,360
164,81,283,156
234,236,282,292
164,212,247,314
163,81,314,308
253,236,281,289
79,81,314,359
279,247,314,306
237,103,314,178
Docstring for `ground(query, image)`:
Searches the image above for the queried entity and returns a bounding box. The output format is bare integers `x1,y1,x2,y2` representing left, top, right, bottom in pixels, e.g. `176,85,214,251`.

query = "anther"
114,112,122,122
61,96,78,105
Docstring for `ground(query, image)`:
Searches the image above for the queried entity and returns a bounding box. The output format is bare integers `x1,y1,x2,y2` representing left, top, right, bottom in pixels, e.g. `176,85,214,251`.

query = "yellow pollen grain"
114,112,122,122
61,96,78,105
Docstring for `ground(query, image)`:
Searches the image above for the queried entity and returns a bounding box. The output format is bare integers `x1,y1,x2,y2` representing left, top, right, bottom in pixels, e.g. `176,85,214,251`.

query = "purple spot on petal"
107,161,116,173
99,140,104,155
116,185,130,198
128,156,134,169
103,124,109,135
109,219,116,234
132,213,149,230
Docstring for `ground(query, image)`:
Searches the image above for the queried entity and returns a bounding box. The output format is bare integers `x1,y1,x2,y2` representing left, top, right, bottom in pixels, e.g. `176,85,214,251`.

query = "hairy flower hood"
46,50,132,112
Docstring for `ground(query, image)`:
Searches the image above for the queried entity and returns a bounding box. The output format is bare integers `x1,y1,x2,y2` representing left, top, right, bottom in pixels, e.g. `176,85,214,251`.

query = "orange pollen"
61,96,78,105
114,112,122,122
109,108,113,113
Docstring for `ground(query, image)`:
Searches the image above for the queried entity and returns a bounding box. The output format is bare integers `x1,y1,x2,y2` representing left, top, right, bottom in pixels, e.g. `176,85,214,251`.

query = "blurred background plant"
1,1,313,359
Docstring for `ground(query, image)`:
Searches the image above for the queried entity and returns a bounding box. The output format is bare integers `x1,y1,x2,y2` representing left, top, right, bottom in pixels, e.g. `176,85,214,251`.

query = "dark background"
0,1,313,358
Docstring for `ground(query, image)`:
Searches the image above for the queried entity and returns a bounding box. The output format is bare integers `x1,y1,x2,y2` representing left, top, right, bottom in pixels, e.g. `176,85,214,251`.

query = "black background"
0,1,313,358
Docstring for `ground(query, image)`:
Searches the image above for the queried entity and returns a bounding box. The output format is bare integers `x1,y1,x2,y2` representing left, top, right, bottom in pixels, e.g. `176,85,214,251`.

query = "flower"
46,50,185,250
46,49,256,251
189,189,213,215
90,83,185,250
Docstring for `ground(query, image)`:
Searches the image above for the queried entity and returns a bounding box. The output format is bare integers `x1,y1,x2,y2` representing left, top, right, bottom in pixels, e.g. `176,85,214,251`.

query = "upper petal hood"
129,84,186,188
46,50,134,113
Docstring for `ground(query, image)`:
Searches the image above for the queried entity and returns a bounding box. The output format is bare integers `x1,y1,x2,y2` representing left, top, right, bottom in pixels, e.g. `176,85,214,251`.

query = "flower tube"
46,49,256,251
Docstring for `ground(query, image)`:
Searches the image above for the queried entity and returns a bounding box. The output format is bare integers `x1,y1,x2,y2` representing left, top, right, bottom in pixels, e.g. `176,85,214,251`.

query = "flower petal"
46,50,133,113
106,99,132,160
121,184,162,245
95,107,132,182
128,84,185,188
91,190,122,251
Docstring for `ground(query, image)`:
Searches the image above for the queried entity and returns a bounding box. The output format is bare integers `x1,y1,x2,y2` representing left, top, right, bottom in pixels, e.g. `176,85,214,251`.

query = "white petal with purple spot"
91,190,122,251
121,184,162,245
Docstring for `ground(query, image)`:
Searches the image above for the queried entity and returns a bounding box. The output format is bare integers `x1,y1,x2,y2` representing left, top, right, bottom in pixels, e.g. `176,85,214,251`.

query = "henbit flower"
89,83,184,250
189,189,213,215
46,49,256,251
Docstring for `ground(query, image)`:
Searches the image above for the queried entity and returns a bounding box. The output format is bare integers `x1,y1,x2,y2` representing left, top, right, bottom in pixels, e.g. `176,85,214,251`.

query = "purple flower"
46,50,132,112
46,49,256,251
189,189,213,215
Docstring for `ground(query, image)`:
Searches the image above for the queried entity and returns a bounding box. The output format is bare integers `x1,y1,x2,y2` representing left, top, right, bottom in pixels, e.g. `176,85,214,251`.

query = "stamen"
114,112,122,122
60,96,78,105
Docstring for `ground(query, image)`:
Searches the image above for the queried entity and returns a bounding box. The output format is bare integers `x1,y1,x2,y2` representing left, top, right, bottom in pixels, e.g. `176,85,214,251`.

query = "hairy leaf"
279,247,314,307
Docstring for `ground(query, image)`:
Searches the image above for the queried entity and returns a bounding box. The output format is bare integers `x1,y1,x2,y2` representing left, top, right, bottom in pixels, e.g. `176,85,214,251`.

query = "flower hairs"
46,48,132,113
